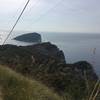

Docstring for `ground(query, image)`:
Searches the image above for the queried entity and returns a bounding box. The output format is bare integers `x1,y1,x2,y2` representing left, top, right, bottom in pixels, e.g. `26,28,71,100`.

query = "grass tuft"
0,65,61,100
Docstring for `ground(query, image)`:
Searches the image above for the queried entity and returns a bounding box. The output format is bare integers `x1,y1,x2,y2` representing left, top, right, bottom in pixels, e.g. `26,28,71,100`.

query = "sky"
0,0,100,33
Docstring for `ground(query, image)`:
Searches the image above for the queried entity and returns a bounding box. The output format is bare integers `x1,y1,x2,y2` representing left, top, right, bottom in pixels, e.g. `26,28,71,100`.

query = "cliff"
0,42,65,65
14,32,42,43
0,42,99,100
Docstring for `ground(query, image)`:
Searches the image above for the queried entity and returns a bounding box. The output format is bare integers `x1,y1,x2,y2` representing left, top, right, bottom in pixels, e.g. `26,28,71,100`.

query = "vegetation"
0,65,61,100
0,43,99,100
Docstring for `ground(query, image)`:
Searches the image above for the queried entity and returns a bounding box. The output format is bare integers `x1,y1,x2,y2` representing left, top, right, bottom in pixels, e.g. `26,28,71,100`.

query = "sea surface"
0,31,100,76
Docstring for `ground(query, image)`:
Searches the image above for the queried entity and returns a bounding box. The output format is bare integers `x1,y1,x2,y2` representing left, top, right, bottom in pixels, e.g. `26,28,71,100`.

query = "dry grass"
0,65,61,100
89,79,100,100
0,64,99,100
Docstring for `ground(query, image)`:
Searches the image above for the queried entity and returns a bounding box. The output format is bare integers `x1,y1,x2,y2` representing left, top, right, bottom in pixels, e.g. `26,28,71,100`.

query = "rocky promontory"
0,42,99,100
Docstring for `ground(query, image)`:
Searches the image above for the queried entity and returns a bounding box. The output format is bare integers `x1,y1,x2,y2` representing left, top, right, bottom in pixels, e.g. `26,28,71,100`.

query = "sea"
0,31,100,77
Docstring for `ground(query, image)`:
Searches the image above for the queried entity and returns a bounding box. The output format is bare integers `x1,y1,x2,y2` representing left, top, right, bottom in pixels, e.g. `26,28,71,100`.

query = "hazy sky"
0,0,100,33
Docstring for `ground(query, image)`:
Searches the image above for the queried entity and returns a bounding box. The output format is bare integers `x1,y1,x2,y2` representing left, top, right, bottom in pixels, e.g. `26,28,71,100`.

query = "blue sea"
0,31,100,76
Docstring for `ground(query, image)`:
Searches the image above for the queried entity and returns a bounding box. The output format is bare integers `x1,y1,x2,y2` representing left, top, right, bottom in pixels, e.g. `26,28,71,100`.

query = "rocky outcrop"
14,32,42,43
23,42,66,64
0,42,98,100
0,42,65,66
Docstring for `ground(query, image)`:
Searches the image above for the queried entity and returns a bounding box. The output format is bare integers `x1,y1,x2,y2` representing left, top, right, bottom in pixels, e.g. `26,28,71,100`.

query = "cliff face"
0,42,65,65
0,42,98,100
14,32,42,43
23,42,66,64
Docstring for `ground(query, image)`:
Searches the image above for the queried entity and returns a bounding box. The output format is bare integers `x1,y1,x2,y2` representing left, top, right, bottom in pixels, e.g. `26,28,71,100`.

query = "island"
14,32,42,43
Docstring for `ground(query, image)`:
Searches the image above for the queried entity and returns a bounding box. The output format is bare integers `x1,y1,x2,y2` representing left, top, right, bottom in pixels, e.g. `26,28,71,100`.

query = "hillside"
0,42,99,100
0,65,61,100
